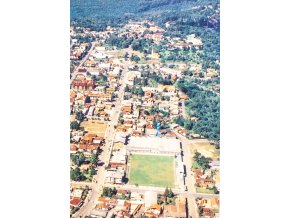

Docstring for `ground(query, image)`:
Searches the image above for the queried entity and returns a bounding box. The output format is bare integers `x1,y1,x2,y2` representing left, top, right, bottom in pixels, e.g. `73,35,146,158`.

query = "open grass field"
190,139,220,161
196,187,215,194
128,154,175,188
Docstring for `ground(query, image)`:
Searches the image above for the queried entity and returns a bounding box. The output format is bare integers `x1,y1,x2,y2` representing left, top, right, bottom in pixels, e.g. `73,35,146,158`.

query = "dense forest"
176,79,220,142
72,0,219,70
71,0,217,19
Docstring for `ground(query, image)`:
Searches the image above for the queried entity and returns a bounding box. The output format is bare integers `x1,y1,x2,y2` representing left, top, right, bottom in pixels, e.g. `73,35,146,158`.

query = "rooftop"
127,136,180,155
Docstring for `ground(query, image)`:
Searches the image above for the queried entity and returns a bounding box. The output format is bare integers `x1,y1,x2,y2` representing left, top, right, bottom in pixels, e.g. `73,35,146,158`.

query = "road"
104,184,218,199
177,132,200,218
70,42,96,85
181,100,187,119
72,63,130,218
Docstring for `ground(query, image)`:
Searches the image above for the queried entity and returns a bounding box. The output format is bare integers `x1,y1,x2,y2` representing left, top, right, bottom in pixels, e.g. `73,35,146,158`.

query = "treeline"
149,1,220,69
176,79,219,142
105,35,154,54
71,0,138,20
138,0,196,12
105,35,133,49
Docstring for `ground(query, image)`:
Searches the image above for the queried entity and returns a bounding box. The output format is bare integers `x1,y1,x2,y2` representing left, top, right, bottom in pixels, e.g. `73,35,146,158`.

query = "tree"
102,187,117,197
144,110,150,116
70,132,74,143
112,187,117,195
194,151,211,173
168,188,174,198
124,52,129,60
125,85,130,92
76,111,85,122
85,96,91,104
78,152,86,165
89,166,96,177
70,121,80,130
157,199,164,205
71,154,78,165
70,167,85,181
211,186,219,194
193,151,202,161
130,54,141,63
164,187,169,197
90,153,98,166
102,187,109,197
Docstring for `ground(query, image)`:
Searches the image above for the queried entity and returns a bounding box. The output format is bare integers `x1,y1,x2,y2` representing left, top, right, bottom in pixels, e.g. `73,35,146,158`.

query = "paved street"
70,42,96,85
176,132,200,218
72,63,130,218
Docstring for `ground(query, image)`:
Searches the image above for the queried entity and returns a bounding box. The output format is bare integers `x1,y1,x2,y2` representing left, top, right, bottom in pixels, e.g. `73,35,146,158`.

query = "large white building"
126,136,181,156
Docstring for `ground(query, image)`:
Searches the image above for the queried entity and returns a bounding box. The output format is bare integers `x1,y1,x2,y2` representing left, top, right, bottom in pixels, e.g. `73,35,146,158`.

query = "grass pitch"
128,154,175,187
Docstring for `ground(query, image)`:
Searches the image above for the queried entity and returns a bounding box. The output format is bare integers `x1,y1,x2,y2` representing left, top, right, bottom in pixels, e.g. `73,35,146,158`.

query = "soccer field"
128,154,175,187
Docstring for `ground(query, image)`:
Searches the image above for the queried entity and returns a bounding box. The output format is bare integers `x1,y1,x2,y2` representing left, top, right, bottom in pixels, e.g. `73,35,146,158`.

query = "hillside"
71,0,219,21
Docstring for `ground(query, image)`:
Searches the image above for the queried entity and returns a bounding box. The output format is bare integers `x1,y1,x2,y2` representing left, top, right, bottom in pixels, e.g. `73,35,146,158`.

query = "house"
84,60,96,67
87,106,95,116
105,87,115,94
70,144,78,154
78,68,87,74
105,169,125,184
144,191,157,208
196,197,220,218
114,132,127,145
206,68,219,78
71,189,83,198
144,204,162,217
90,209,108,218
72,78,95,91
116,190,130,199
163,196,186,218
96,197,117,210
70,197,83,208
109,148,127,170
96,93,112,101
196,177,216,189
121,105,132,115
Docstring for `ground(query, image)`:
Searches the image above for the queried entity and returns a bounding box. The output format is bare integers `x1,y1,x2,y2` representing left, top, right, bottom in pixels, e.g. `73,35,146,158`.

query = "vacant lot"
80,120,107,137
190,139,219,160
128,154,175,188
196,187,215,194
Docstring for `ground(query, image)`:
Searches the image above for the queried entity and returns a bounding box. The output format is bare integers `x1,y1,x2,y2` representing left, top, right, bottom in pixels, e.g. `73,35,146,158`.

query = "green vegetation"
89,166,96,177
70,207,80,215
71,0,220,70
128,154,175,187
71,152,86,166
102,187,117,197
105,35,133,49
175,79,220,141
164,187,174,198
192,161,202,169
130,54,141,63
90,153,99,166
70,167,86,181
76,111,85,122
196,187,215,194
196,185,219,194
193,151,212,173
70,121,80,130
